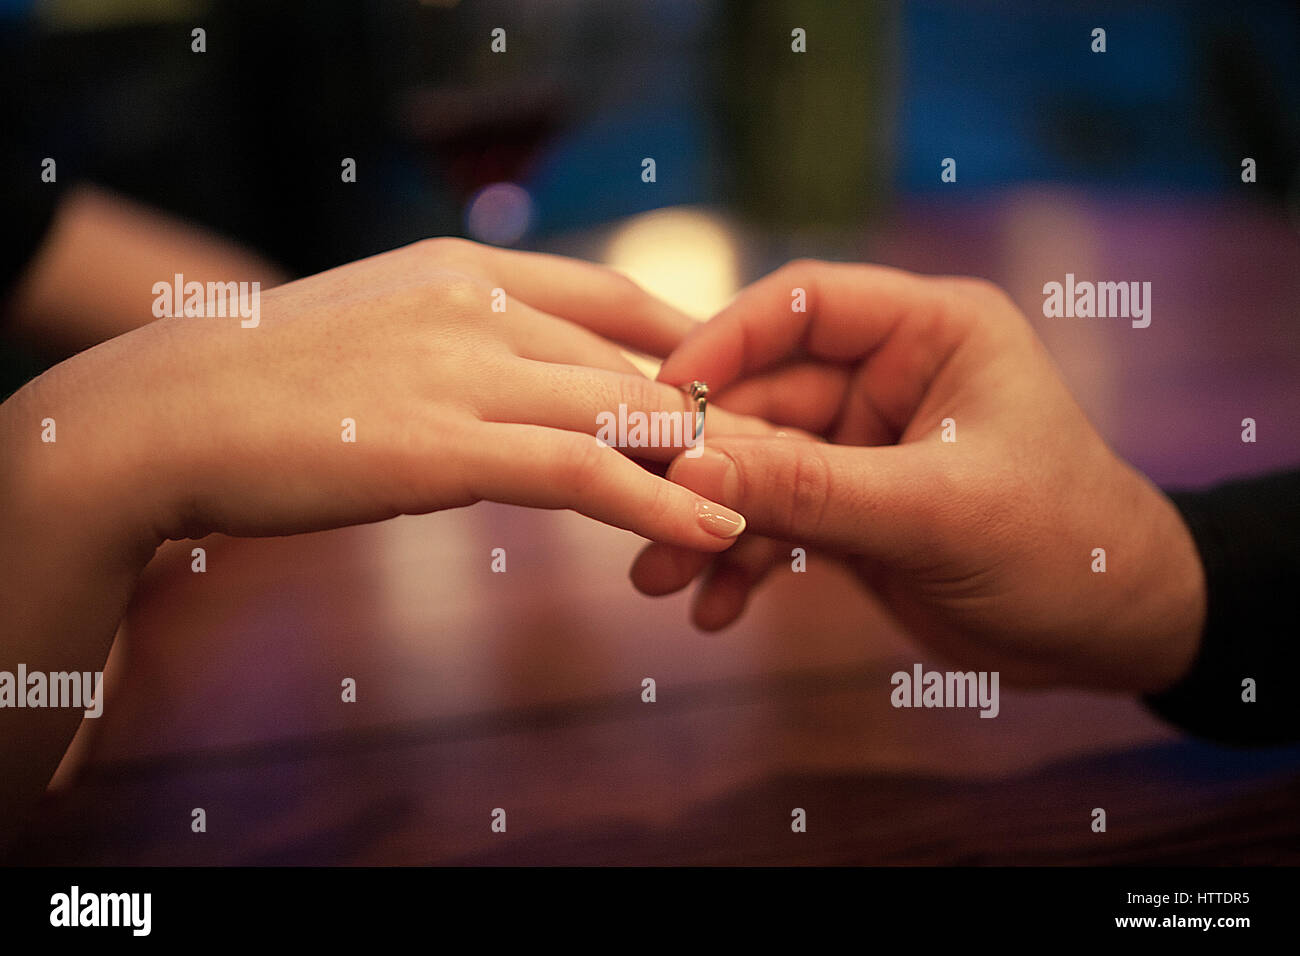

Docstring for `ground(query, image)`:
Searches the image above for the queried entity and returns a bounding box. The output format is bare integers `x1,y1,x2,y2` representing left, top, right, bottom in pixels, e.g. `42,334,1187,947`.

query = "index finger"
481,246,696,358
656,260,959,391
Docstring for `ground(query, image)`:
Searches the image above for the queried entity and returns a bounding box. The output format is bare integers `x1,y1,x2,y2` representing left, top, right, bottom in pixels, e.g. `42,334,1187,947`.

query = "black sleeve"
0,21,62,309
0,166,60,308
1143,468,1300,745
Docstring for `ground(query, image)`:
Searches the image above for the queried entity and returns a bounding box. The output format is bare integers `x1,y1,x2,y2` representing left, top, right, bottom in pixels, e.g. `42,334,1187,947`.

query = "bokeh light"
464,182,534,246
603,206,739,321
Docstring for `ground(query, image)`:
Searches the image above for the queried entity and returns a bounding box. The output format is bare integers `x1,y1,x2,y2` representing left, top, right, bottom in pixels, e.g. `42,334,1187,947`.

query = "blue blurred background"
6,0,1298,257
4,0,1300,485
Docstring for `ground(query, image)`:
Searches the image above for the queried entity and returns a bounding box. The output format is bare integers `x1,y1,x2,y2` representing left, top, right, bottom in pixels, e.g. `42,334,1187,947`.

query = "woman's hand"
632,261,1205,693
1,237,773,839
22,237,768,551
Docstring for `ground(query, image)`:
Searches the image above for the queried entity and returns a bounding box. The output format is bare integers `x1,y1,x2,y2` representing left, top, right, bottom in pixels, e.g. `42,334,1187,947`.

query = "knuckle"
776,259,823,312
426,271,484,313
617,373,664,414
560,434,615,488
640,469,677,525
784,257,822,275
419,236,474,260
609,270,642,296
949,275,1011,308
778,258,822,290
784,446,833,534
605,270,649,311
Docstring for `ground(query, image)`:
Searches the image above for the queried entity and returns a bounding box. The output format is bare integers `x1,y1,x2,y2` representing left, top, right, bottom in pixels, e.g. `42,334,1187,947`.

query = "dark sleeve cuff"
1143,469,1300,746
0,173,61,309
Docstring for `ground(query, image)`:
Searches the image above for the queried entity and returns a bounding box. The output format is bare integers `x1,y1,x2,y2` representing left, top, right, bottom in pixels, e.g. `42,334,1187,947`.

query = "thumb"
666,437,937,561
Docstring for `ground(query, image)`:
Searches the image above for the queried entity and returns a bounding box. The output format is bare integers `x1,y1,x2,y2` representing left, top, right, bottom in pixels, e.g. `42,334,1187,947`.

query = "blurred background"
4,0,1300,865
6,0,1300,482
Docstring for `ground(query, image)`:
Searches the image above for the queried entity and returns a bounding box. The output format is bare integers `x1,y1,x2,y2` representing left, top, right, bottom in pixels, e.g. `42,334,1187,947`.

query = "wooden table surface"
10,192,1300,865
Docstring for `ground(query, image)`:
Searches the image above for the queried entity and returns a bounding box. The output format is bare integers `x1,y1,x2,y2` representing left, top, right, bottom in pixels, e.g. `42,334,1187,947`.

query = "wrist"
1117,470,1207,694
0,362,161,837
2,350,166,564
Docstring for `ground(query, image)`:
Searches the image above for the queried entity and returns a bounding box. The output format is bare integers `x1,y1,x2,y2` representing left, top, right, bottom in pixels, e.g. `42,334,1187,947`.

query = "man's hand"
634,260,1206,693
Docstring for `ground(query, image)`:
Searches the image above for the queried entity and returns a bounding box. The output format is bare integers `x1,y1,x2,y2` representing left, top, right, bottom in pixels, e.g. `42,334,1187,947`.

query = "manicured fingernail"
697,500,746,538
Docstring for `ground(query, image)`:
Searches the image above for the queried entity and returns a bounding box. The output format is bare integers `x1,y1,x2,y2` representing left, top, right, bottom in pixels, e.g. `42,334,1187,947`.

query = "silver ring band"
684,380,708,440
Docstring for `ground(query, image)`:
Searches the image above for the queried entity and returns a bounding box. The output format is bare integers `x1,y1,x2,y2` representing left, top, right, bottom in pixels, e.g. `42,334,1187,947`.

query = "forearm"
3,184,287,356
0,364,161,849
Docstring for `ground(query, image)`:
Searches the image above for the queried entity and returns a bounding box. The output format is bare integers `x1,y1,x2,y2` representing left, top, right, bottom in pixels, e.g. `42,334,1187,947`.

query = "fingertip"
655,321,740,390
631,541,686,595
628,545,656,595
629,543,698,596
691,566,750,631
695,498,746,540
654,359,690,388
